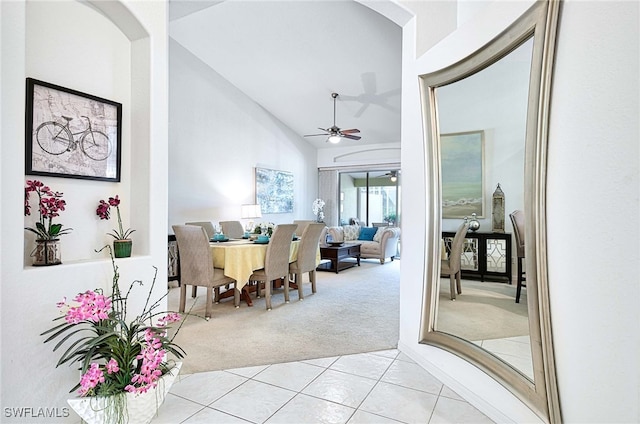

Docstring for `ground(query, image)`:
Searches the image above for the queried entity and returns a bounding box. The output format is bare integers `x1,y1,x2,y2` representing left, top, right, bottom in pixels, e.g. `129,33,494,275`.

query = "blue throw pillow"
358,227,377,241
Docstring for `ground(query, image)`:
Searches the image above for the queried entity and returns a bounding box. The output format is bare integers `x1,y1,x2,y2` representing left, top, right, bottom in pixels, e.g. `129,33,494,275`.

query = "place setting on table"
207,226,305,307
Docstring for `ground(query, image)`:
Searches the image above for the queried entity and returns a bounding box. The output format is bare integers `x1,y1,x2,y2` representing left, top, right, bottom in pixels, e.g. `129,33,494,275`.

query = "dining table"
210,238,318,307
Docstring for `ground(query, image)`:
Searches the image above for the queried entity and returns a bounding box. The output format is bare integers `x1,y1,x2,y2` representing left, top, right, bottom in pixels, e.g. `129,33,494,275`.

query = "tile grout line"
345,351,401,420
172,349,438,424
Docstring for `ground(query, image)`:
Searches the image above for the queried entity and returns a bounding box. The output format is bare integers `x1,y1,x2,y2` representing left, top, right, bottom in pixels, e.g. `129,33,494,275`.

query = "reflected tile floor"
152,349,493,424
477,336,533,380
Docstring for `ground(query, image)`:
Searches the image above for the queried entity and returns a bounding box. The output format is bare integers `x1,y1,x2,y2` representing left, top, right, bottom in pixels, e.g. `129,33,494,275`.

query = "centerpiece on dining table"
253,222,275,237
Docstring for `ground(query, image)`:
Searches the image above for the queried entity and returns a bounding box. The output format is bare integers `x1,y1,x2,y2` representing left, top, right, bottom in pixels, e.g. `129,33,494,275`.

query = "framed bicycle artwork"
25,78,122,182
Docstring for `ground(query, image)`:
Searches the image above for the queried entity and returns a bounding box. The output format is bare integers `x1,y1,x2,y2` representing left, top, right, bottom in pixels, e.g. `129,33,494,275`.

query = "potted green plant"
24,179,73,265
97,195,135,258
383,213,397,225
41,246,186,424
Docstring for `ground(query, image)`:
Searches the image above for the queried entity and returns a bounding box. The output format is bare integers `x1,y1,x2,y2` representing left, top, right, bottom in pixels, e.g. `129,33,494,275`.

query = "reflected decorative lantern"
492,183,505,233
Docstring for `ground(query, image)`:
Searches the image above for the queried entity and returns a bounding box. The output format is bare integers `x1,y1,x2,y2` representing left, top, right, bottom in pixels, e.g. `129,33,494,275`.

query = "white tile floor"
152,349,493,424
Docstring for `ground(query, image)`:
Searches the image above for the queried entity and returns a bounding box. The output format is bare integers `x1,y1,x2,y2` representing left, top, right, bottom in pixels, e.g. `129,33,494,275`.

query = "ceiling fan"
304,92,361,143
381,170,398,182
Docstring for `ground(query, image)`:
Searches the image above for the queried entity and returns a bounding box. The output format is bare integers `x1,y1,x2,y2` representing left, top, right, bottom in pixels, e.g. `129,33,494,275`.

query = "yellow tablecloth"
210,239,302,291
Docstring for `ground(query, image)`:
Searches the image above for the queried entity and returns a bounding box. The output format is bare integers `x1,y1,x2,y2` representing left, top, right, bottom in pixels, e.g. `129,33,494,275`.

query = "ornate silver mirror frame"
419,1,561,422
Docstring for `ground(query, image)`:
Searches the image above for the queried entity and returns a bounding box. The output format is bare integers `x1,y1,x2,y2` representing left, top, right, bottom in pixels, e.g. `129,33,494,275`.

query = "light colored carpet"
167,259,400,375
437,278,529,341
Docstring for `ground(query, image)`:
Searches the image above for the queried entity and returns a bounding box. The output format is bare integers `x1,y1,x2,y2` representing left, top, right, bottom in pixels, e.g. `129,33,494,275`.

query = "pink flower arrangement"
64,291,112,324
71,311,179,397
96,195,135,240
24,179,72,240
78,363,105,396
42,247,185,399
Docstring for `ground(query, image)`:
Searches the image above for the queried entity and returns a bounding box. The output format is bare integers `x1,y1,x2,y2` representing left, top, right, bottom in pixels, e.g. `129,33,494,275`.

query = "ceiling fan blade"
340,128,360,134
304,127,330,137
342,134,362,141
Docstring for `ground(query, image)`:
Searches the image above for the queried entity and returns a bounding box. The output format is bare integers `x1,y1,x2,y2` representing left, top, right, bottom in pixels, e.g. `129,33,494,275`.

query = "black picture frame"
25,78,122,182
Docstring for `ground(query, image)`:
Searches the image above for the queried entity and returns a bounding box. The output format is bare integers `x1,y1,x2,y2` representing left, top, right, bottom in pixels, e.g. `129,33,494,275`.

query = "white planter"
67,362,181,424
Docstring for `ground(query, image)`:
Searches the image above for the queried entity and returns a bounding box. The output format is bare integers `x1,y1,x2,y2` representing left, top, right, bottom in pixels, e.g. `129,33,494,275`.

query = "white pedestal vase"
67,362,181,424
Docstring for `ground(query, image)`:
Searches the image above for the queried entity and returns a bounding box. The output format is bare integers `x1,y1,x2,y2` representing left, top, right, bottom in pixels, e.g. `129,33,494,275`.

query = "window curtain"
318,170,338,226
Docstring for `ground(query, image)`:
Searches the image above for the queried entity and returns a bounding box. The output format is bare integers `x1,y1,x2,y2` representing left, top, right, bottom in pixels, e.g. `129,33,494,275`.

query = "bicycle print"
25,78,122,182
36,115,112,161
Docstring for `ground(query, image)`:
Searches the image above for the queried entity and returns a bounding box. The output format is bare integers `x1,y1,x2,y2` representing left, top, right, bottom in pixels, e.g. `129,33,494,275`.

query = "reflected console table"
442,231,512,283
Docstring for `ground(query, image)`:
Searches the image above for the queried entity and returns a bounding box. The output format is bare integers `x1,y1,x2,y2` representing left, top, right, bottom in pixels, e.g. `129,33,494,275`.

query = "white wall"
399,0,457,57
168,39,318,228
546,1,639,422
0,1,167,422
399,0,639,423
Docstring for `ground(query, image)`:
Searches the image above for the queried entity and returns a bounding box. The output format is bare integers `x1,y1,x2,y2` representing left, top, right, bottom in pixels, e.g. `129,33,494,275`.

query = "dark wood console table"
442,231,512,283
168,234,180,285
317,243,361,273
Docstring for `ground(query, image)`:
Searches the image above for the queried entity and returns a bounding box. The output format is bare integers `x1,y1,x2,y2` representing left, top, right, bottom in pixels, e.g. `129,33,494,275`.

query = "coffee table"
317,242,361,273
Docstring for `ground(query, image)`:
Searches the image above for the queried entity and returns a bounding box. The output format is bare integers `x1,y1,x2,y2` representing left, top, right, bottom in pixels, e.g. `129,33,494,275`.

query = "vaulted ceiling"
168,0,403,149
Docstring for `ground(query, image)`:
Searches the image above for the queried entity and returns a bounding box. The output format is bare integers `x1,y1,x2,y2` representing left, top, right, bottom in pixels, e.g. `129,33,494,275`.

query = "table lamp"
241,204,262,232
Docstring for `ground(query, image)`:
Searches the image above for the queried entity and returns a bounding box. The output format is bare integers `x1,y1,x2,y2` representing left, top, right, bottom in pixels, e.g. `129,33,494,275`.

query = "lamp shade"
241,204,262,219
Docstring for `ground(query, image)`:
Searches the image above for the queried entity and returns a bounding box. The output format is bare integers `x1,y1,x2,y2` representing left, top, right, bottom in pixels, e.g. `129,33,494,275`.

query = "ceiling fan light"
390,175,397,182
328,135,342,144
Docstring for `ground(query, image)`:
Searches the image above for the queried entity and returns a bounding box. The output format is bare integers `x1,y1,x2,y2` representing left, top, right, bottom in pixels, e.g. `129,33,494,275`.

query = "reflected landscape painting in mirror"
441,130,484,219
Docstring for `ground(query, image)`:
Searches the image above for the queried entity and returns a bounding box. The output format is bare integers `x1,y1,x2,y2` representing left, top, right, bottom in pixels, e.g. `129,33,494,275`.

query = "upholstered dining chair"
289,223,325,300
509,210,526,303
249,224,297,310
219,220,244,239
441,221,470,300
293,220,316,238
172,225,237,320
185,221,216,239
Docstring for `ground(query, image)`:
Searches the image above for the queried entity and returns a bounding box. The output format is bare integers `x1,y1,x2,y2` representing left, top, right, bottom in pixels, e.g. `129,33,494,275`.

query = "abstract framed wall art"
255,167,294,213
25,78,122,181
441,130,484,218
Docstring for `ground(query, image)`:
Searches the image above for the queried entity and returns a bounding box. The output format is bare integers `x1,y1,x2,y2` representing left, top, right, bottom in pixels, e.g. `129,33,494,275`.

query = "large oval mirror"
419,1,561,422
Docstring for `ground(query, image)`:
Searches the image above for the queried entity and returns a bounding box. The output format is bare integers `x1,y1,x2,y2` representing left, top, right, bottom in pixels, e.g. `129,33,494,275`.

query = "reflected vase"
468,213,481,232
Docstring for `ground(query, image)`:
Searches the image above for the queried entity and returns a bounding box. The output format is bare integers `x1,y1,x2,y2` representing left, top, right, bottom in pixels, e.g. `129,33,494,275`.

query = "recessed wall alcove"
22,0,151,266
